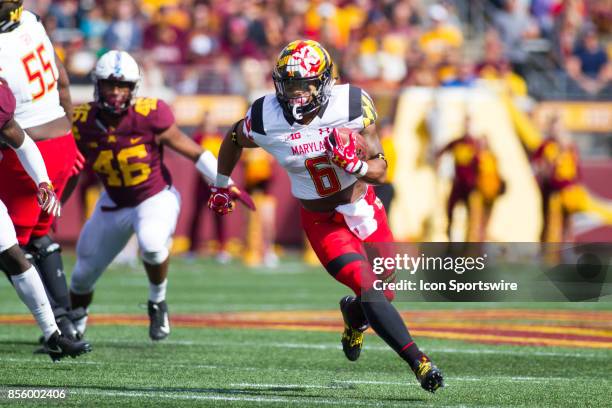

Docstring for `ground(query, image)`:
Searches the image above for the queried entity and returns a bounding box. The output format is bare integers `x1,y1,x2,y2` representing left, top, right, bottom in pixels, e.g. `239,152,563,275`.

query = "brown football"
329,128,369,160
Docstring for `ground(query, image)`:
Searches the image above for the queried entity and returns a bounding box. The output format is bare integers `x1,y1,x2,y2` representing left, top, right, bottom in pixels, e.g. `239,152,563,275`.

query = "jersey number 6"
305,155,341,197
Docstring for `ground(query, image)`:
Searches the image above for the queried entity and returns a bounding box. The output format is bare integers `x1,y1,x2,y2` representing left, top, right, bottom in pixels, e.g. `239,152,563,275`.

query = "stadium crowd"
26,0,612,100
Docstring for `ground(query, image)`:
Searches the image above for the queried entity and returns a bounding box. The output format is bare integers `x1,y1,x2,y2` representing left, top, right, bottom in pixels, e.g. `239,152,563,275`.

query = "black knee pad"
25,235,70,310
25,235,61,262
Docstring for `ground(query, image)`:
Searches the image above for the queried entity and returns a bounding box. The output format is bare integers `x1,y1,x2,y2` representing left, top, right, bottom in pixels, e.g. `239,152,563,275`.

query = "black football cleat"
43,331,92,362
339,296,366,361
56,314,79,340
37,312,79,344
147,300,170,341
412,355,444,393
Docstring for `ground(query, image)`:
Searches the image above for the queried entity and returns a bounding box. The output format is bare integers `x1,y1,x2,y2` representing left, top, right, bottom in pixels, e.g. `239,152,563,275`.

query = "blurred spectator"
492,0,539,77
572,28,609,79
220,15,263,60
143,18,188,65
187,113,230,262
103,0,143,52
79,5,109,48
418,3,463,64
187,2,219,63
48,0,79,29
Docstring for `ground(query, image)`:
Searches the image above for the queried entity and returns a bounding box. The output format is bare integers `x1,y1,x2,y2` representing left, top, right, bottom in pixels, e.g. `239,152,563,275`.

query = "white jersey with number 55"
243,84,377,200
0,10,65,129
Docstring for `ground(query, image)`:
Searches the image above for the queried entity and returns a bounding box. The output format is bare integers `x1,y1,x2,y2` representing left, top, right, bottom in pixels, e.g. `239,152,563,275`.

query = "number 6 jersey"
243,84,377,200
72,98,175,208
0,11,65,129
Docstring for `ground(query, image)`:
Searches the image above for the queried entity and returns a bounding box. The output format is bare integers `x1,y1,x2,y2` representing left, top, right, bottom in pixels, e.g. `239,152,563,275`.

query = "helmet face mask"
273,40,335,121
92,51,141,115
97,79,136,115
0,0,23,33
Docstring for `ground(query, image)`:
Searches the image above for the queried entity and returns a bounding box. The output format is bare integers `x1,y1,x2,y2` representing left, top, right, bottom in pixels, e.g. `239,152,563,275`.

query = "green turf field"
0,254,610,407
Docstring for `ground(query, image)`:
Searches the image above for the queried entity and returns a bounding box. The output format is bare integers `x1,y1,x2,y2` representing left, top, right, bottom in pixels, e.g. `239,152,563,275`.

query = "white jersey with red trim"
243,84,377,200
0,11,65,129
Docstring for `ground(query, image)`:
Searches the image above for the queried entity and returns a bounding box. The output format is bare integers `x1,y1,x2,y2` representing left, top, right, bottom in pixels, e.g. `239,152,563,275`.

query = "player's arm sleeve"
13,133,52,186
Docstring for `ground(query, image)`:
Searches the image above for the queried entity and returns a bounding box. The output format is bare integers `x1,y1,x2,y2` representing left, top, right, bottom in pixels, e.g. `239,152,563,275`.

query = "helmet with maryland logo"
272,40,335,121
92,50,141,115
0,0,23,33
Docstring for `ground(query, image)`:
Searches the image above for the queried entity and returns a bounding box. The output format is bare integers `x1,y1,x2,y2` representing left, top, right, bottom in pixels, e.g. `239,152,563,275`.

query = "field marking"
72,388,401,407
2,308,612,349
230,383,348,389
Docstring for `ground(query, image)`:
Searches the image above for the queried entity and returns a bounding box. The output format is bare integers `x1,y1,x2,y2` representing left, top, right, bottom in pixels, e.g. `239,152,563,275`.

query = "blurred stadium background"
23,0,612,262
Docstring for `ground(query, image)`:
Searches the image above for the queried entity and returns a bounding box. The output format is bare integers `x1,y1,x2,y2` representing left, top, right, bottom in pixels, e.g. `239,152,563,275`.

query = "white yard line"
97,338,606,358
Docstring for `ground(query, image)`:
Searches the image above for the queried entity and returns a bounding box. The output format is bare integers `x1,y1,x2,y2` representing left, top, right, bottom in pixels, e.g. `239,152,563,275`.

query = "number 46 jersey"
243,84,377,200
0,11,65,129
72,98,175,208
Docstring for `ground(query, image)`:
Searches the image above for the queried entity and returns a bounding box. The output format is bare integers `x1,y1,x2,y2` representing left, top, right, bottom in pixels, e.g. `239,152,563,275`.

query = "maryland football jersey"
243,84,377,200
72,98,174,208
0,11,65,129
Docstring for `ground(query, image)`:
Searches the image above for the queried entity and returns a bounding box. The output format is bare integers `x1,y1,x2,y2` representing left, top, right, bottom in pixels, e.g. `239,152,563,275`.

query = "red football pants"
301,186,395,299
0,132,77,245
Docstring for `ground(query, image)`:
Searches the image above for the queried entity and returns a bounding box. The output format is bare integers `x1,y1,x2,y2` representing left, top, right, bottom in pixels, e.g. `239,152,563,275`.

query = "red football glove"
37,182,61,217
324,128,368,176
228,185,256,211
71,149,86,176
208,186,235,215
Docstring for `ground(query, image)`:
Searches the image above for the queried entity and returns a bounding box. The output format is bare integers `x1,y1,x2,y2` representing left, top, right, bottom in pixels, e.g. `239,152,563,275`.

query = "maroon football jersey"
72,97,174,208
0,79,16,128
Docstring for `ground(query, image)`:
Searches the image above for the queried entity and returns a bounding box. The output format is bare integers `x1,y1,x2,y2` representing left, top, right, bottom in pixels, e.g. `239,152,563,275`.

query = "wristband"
215,174,231,188
356,160,369,178
195,150,218,184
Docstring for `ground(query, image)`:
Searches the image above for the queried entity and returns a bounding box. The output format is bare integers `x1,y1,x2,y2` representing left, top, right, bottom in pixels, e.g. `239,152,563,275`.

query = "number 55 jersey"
72,98,174,208
0,11,65,128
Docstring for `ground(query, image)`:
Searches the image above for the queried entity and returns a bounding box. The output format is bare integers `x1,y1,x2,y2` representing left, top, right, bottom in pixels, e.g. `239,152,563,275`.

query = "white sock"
148,279,167,303
11,266,58,340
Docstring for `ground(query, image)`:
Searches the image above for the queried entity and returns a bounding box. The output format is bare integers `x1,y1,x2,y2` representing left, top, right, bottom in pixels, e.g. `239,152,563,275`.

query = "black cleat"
412,355,444,393
339,296,366,362
43,331,92,362
56,314,78,340
37,312,79,344
147,300,170,341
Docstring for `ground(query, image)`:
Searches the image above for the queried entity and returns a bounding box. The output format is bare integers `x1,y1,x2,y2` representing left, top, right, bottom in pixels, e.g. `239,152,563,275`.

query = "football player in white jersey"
0,0,83,340
209,40,444,393
0,79,91,361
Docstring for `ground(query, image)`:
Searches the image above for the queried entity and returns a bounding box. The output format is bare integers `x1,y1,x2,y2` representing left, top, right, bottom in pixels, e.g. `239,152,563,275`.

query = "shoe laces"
342,325,363,347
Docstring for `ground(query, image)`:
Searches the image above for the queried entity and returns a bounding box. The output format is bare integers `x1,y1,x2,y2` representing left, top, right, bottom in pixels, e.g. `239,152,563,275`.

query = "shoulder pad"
134,98,159,117
250,96,265,135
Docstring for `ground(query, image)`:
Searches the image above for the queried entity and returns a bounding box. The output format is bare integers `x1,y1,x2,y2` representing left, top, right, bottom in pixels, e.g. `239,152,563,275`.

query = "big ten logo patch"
288,132,301,141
